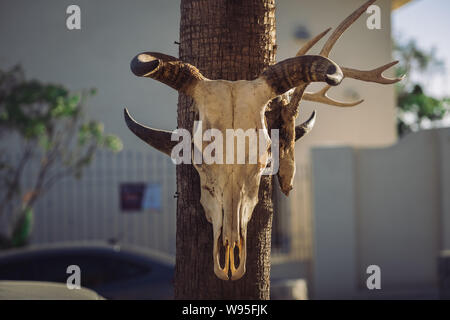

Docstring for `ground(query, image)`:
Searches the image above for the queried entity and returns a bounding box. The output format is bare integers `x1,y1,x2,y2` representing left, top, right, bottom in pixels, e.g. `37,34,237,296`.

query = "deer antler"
277,0,404,195
302,61,403,107
342,61,405,85
304,85,364,107
320,0,377,58
294,0,403,109
319,0,402,86
296,28,332,57
302,61,404,106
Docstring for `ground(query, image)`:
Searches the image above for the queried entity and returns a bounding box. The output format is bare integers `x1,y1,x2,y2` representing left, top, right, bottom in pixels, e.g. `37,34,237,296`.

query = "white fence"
272,165,313,262
27,150,177,255
1,149,313,262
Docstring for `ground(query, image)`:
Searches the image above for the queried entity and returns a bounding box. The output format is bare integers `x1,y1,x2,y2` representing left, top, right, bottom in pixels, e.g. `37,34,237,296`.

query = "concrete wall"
311,128,450,299
311,147,358,299
0,0,180,152
0,0,397,154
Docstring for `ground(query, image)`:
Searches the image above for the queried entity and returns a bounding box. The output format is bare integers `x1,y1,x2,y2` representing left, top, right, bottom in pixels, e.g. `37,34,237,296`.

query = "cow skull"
126,53,342,281
124,0,402,281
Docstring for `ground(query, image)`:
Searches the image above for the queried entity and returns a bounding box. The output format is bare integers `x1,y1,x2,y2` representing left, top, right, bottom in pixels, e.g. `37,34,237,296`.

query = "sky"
392,0,450,98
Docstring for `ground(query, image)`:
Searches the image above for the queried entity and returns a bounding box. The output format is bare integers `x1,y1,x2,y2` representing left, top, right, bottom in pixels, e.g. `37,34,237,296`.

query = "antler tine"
296,28,332,57
286,28,332,117
342,61,405,85
287,83,307,114
320,0,377,57
303,85,364,107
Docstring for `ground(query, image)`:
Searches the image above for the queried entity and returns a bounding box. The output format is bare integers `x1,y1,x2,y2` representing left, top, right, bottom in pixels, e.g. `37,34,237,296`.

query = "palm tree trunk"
175,0,277,299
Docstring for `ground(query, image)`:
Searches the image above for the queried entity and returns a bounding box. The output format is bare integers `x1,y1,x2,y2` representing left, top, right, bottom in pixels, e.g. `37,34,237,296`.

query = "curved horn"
124,108,177,156
261,55,343,97
130,52,206,95
295,111,317,141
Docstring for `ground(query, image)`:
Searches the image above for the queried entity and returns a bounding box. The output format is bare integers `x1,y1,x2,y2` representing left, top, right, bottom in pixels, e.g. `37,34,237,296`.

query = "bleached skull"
190,78,274,280
124,0,405,281
124,52,343,280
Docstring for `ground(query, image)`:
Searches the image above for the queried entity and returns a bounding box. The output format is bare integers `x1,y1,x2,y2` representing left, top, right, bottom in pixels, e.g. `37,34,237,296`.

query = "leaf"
394,38,450,136
89,121,104,139
102,134,123,152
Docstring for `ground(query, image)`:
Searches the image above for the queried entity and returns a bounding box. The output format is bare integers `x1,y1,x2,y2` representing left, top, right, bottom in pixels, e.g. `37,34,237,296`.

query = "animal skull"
124,0,402,281
126,53,342,280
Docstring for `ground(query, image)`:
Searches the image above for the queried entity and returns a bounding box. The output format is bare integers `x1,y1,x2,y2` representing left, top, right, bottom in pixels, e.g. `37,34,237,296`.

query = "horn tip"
307,110,317,127
130,53,159,77
124,107,131,120
123,107,135,130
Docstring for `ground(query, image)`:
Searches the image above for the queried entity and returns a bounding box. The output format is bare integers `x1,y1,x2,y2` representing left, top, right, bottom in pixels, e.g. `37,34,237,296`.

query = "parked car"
0,281,104,300
0,242,174,299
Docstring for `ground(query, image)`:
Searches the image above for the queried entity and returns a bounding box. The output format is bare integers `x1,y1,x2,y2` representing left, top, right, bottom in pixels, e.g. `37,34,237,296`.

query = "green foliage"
0,206,33,250
0,65,123,247
394,39,450,136
11,206,33,248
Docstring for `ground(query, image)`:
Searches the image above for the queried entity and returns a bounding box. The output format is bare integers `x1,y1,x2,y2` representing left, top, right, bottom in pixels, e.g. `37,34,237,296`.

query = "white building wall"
0,0,180,152
0,0,397,153
311,147,358,299
312,128,450,299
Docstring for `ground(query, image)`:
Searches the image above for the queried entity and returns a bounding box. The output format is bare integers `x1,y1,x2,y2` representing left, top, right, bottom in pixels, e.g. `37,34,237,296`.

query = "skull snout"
213,194,248,281
213,229,247,281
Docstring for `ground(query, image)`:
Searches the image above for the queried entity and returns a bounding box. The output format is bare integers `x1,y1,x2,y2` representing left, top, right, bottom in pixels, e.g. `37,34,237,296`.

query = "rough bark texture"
175,0,277,299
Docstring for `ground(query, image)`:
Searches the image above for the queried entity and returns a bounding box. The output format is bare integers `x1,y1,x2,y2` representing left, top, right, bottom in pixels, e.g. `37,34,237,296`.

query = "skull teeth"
230,236,246,280
213,234,246,281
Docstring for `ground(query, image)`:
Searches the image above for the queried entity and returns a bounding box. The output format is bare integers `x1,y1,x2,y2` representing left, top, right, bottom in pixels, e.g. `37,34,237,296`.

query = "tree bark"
175,0,277,299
